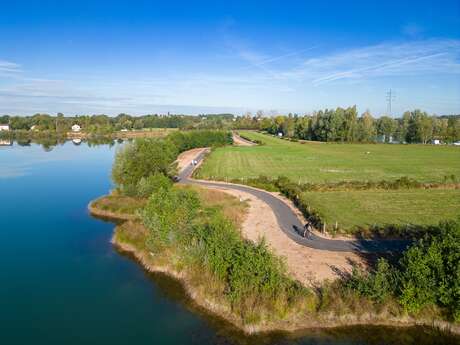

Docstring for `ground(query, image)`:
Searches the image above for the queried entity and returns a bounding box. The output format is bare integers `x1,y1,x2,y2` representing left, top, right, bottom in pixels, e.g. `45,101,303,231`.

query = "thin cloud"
0,60,22,75
282,39,460,85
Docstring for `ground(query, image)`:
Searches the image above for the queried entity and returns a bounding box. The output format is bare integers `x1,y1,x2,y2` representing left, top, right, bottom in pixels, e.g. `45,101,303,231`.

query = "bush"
346,259,397,303
142,187,201,249
191,210,307,317
112,138,178,190
343,219,460,321
136,173,172,198
167,130,232,152
398,219,460,320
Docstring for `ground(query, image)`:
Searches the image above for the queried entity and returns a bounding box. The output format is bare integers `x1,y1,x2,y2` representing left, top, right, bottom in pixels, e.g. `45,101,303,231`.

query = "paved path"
179,150,410,253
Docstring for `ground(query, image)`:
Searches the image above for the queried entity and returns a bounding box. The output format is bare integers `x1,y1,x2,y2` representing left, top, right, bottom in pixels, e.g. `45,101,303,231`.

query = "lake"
1,141,458,345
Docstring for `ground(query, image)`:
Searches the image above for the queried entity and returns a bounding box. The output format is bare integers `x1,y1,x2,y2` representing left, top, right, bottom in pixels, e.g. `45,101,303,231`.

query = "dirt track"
232,133,256,146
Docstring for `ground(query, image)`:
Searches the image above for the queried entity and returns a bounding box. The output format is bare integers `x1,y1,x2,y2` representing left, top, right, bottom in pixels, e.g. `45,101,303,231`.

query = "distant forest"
1,108,459,143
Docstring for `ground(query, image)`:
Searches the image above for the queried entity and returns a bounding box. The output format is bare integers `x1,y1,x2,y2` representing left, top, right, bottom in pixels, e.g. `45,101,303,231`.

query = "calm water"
0,141,458,345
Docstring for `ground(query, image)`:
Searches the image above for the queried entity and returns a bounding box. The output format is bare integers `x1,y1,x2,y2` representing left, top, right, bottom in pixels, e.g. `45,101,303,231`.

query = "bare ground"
232,133,255,146
211,187,366,286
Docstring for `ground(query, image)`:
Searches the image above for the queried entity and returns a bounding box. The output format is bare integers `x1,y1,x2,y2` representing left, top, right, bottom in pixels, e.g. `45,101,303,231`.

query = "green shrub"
191,210,306,317
112,138,178,190
343,219,460,321
398,220,460,320
142,187,201,249
136,173,172,198
167,130,232,152
346,259,397,303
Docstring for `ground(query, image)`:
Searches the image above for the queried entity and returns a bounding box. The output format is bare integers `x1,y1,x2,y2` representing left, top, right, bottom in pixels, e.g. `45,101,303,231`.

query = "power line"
386,89,396,116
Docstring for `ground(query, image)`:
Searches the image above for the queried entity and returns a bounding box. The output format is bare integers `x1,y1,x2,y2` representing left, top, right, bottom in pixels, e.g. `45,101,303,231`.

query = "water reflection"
2,137,125,151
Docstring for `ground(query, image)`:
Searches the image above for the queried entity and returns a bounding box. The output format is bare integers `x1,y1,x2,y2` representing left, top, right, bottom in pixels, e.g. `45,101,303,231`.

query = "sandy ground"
232,133,255,146
176,148,208,172
211,187,365,286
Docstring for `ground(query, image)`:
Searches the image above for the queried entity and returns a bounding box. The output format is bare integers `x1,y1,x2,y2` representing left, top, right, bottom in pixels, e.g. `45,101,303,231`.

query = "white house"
71,124,81,132
0,124,10,131
433,139,441,145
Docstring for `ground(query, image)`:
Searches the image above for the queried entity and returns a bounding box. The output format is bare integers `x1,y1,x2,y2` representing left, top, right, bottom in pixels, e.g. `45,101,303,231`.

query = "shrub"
112,138,178,191
346,259,397,303
191,211,307,317
398,219,460,320
136,173,172,198
343,219,460,321
142,187,201,250
167,130,232,152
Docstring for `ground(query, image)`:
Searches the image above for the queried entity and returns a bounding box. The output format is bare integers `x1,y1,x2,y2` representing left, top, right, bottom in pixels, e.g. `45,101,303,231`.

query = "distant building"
120,128,128,132
0,139,12,146
71,124,81,132
0,124,10,131
433,139,441,145
30,125,38,131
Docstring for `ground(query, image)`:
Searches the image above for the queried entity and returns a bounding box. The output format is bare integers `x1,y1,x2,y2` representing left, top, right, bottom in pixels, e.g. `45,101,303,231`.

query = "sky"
1,0,460,116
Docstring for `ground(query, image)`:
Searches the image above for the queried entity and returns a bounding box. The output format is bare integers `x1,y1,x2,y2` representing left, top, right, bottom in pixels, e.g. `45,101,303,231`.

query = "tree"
358,110,376,142
377,116,397,142
343,106,358,142
112,138,178,193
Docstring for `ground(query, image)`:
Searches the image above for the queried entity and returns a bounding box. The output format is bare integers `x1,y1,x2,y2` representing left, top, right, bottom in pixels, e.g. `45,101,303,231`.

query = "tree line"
235,108,460,144
2,108,459,143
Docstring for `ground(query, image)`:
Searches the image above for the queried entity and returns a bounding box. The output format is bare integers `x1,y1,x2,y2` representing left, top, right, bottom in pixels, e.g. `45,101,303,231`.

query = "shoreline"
88,199,460,336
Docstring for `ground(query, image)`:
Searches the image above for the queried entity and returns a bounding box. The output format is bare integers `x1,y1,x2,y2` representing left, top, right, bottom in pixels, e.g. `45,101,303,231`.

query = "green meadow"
196,131,460,232
196,131,460,183
300,189,460,232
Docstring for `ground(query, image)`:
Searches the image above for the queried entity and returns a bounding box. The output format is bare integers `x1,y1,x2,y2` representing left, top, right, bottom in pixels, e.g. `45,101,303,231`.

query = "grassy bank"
90,190,460,334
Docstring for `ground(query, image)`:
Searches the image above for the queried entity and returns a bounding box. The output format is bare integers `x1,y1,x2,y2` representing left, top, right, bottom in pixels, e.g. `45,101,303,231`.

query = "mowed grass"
301,189,460,232
197,131,460,183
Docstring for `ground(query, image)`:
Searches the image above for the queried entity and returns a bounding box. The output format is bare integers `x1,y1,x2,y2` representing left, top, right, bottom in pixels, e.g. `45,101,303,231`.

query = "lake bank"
89,194,460,336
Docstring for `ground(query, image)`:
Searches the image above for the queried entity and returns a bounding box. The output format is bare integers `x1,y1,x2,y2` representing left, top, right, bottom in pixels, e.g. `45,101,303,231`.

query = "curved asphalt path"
179,150,410,253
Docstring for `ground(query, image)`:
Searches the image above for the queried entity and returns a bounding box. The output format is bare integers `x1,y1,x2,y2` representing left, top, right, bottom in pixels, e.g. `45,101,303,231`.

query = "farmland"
301,189,460,233
196,131,460,183
196,131,460,233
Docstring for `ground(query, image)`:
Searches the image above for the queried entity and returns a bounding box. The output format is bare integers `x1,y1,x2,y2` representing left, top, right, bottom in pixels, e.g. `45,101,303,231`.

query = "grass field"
197,131,460,183
301,189,460,233
196,131,460,233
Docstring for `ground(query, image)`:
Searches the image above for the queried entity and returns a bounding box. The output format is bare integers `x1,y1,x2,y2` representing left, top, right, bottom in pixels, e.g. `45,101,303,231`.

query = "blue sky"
1,0,460,116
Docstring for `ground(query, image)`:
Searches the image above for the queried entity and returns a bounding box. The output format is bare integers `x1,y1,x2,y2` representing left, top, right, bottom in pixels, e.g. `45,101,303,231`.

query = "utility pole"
386,89,395,116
